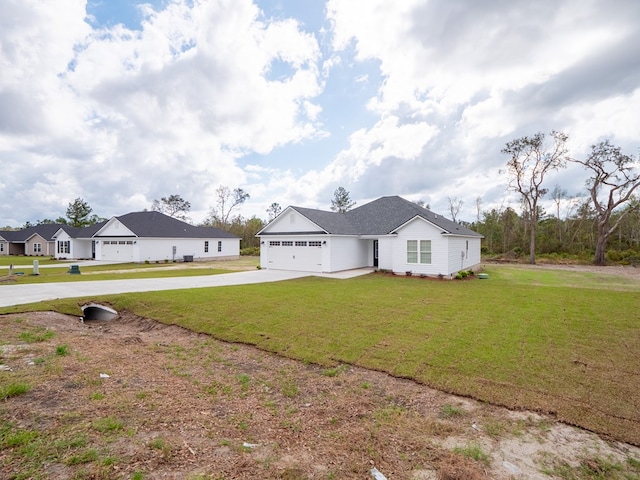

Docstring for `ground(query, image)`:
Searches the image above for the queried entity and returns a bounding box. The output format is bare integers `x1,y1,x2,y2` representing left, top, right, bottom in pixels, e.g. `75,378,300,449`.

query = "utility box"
33,260,39,275
68,265,81,274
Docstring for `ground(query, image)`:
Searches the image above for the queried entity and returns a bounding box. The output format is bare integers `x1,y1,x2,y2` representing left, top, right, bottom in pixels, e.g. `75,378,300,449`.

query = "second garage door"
266,240,322,272
101,240,135,262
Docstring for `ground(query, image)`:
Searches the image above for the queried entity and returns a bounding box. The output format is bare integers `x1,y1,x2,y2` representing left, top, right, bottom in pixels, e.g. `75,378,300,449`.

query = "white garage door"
101,240,134,262
266,240,322,272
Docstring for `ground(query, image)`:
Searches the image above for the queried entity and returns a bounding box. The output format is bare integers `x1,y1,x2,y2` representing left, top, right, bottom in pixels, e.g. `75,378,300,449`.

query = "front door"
373,240,378,267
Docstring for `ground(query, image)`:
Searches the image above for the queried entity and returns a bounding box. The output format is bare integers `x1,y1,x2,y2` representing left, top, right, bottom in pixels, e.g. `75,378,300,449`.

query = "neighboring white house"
53,211,240,262
256,196,482,276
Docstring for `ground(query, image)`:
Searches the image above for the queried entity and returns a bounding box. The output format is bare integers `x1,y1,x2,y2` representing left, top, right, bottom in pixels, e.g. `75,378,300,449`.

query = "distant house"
53,211,240,262
0,224,63,257
1,211,239,263
256,195,482,276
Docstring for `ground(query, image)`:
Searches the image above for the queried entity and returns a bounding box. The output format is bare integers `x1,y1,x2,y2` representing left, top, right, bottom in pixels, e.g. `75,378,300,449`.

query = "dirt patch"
485,261,640,280
2,311,639,479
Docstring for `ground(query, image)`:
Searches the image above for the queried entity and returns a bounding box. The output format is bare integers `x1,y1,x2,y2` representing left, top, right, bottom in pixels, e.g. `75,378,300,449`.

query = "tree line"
8,133,638,265
474,132,639,265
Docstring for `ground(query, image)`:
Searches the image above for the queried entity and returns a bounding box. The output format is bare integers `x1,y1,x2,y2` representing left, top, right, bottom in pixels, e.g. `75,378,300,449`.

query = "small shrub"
240,247,260,256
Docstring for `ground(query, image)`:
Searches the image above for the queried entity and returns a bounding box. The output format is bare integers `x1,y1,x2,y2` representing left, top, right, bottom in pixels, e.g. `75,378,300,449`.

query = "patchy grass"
538,451,640,480
2,265,640,446
0,381,30,400
18,326,55,343
453,443,492,466
440,403,465,419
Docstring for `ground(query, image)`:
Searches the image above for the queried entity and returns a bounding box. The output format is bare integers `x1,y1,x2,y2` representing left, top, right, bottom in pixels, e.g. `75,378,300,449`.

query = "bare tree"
475,196,482,223
152,194,191,221
211,186,250,227
330,186,356,213
572,140,640,265
502,131,569,264
414,199,430,209
447,196,463,223
550,185,567,246
266,202,282,222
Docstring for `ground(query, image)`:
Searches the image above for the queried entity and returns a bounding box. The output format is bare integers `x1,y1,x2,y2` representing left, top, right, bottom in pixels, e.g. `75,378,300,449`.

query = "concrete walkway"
0,268,374,308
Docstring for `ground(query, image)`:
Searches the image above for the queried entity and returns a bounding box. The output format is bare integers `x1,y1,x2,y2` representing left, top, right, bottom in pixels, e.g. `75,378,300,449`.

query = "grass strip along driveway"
0,258,260,284
3,265,640,446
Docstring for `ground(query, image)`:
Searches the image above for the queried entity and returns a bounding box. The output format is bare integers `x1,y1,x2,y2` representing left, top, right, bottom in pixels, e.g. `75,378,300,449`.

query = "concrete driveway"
0,268,374,308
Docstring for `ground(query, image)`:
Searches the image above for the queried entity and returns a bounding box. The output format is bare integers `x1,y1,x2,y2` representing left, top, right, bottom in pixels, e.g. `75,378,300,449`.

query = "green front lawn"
0,258,261,283
0,256,60,266
2,266,639,445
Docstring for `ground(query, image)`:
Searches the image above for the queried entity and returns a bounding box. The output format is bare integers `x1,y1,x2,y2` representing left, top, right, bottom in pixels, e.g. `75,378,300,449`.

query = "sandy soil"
2,308,639,479
486,261,640,280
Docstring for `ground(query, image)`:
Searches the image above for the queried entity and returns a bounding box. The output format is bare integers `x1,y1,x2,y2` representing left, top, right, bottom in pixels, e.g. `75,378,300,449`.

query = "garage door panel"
101,241,134,261
267,240,322,272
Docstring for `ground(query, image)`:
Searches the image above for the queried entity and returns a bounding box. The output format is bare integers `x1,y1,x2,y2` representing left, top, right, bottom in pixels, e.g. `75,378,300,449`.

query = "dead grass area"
1,311,639,479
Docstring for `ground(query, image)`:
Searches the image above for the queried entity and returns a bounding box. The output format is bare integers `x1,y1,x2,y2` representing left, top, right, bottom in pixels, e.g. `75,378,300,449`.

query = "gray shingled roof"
112,211,238,239
0,224,67,242
2,213,237,242
56,222,107,239
287,196,481,237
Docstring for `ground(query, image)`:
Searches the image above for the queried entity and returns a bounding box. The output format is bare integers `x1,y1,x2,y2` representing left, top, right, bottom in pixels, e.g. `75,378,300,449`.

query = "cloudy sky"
2,0,639,227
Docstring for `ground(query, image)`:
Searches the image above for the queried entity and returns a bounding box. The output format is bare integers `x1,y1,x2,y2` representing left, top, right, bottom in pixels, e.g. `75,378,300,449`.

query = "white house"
256,196,482,276
53,211,240,262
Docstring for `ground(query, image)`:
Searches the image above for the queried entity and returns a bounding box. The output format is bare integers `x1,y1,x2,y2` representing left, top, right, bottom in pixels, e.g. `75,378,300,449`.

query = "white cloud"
1,0,639,227
0,0,327,224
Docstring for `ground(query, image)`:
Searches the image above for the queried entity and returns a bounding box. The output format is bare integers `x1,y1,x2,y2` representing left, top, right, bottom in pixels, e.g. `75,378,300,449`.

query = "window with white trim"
407,240,431,264
282,241,293,246
269,241,280,246
0,243,5,252
308,241,322,247
217,241,222,252
204,241,209,253
295,241,307,247
33,243,42,253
